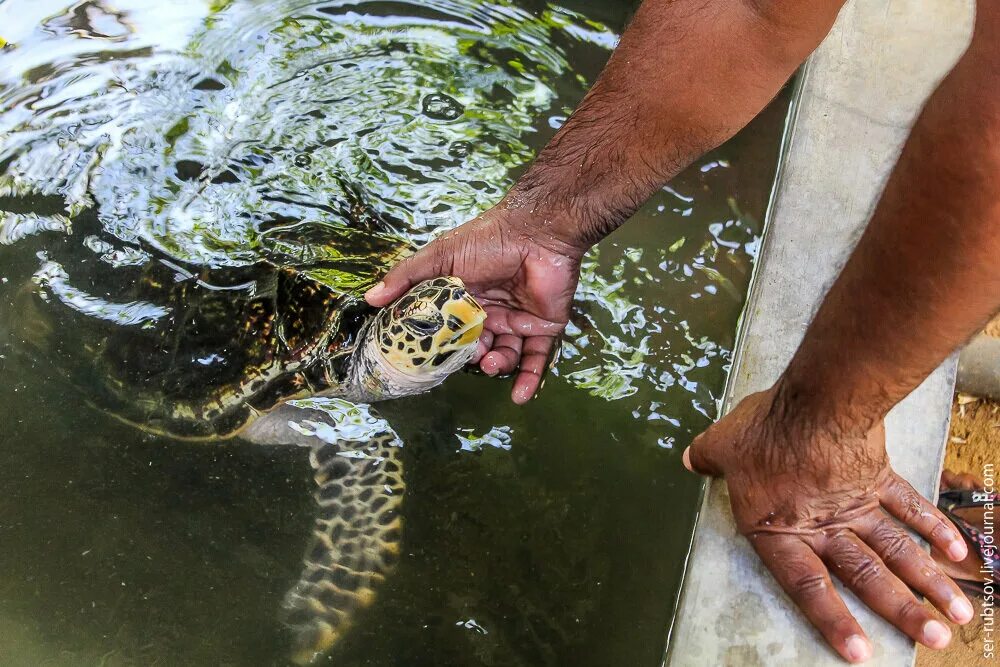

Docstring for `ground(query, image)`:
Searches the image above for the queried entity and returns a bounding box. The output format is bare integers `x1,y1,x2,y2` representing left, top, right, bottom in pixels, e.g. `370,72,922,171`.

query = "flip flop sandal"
937,488,996,596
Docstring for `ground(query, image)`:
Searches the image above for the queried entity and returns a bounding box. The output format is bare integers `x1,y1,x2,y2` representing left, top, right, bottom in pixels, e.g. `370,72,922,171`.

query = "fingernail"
364,281,386,300
946,539,968,561
949,596,974,624
922,620,951,648
682,447,694,473
845,635,871,663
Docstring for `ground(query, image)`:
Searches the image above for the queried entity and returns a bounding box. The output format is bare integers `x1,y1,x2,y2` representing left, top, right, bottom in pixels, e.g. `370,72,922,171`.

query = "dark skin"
366,0,1000,662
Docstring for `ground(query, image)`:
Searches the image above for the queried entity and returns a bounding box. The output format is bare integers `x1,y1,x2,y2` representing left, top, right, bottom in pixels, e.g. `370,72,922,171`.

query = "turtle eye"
404,315,441,335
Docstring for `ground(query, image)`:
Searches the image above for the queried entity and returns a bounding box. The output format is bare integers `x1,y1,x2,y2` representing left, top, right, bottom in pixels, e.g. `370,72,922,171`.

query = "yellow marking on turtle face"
442,297,485,347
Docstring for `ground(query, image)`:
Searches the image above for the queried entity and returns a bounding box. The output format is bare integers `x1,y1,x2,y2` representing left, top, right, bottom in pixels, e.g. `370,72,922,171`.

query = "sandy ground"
916,321,998,667
985,318,1000,339
943,395,1000,479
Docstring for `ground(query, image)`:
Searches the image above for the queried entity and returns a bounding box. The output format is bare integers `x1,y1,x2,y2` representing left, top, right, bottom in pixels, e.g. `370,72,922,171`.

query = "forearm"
507,0,845,248
774,19,1000,435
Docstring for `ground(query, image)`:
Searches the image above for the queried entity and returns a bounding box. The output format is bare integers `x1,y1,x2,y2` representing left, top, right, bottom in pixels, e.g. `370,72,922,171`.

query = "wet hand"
365,206,584,404
683,386,974,663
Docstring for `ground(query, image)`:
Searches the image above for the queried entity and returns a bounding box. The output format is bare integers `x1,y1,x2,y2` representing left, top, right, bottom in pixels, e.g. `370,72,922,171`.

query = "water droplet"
294,153,312,168
421,93,464,121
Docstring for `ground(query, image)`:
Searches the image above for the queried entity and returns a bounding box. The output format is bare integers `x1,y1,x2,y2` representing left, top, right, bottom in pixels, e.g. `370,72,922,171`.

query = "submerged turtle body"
24,235,484,440
16,229,485,664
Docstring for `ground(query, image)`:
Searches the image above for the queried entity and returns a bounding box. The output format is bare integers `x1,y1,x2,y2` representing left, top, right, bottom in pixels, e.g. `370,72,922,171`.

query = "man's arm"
511,0,846,248
772,15,1000,433
367,0,848,400
686,4,1000,662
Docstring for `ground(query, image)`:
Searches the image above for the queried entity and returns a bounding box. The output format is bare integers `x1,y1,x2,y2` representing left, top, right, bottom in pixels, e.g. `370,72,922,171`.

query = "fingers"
480,334,521,377
860,515,974,625
750,534,872,663
940,470,982,491
822,531,953,649
365,250,445,307
879,473,967,561
510,336,556,404
474,330,557,402
484,306,564,337
470,301,567,403
471,329,494,365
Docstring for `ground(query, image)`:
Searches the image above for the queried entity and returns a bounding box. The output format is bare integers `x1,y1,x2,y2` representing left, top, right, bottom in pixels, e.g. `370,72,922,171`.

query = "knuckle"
896,597,926,625
928,518,954,543
890,479,924,523
877,531,912,566
430,241,448,265
790,572,830,600
846,557,883,588
830,615,860,638
869,516,900,541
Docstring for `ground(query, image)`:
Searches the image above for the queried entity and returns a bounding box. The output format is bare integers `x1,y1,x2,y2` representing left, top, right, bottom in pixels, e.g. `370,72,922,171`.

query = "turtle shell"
16,220,409,439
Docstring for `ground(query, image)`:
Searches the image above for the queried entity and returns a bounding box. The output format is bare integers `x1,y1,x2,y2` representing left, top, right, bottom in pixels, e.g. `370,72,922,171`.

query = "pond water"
0,1,791,665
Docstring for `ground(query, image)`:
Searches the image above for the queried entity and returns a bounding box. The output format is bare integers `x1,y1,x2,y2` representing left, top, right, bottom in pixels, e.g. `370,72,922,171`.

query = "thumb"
365,249,443,307
682,432,723,477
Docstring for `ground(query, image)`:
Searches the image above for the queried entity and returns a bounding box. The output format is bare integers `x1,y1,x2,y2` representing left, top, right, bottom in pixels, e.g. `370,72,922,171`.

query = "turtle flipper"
284,432,404,664
240,401,404,664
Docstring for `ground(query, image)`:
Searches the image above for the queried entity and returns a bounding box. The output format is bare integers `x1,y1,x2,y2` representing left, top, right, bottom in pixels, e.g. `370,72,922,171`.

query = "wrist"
501,167,654,253
488,193,595,258
767,373,882,443
501,81,681,251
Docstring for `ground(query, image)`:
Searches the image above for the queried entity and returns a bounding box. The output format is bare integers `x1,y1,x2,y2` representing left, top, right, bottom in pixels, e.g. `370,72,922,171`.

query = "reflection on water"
0,0,789,664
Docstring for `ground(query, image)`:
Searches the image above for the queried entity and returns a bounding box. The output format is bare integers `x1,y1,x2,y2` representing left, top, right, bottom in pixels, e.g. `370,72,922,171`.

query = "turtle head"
357,277,485,398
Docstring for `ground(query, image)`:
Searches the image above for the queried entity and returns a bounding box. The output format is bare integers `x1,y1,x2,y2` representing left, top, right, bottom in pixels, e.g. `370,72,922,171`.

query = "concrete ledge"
666,1,973,665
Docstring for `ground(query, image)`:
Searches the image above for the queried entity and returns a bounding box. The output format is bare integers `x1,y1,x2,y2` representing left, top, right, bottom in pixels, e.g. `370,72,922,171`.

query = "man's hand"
679,7,998,661
365,0,847,403
365,206,584,403
683,386,975,663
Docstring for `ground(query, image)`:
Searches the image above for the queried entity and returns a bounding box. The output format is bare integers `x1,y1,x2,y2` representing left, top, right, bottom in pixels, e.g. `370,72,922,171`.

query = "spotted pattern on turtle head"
374,277,485,376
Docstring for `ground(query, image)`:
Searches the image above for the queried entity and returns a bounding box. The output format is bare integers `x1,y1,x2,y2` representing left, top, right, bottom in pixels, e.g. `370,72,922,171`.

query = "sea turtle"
0,0,612,660
12,229,485,664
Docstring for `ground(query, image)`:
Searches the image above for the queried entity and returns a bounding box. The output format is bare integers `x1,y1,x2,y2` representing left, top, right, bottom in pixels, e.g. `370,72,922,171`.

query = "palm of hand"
366,209,583,403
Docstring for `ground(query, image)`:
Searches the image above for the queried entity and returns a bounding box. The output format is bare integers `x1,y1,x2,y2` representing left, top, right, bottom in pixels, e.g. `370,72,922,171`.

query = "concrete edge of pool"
665,1,975,666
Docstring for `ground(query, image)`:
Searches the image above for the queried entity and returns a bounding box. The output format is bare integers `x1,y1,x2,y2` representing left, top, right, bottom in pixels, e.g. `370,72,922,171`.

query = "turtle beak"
457,319,484,347
449,297,486,347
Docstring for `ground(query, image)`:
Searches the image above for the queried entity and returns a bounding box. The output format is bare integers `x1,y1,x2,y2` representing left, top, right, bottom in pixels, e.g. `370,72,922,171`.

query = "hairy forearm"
775,19,1000,435
506,0,845,248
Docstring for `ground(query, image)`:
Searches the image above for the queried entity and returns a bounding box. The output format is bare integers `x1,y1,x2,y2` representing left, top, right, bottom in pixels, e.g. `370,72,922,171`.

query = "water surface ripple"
0,1,788,664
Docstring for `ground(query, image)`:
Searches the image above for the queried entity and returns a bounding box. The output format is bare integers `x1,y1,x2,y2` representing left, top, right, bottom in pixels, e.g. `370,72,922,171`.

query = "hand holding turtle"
365,205,586,404
683,386,975,663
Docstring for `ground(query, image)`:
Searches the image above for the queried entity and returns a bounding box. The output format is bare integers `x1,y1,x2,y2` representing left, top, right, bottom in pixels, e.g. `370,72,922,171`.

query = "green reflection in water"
0,0,790,664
